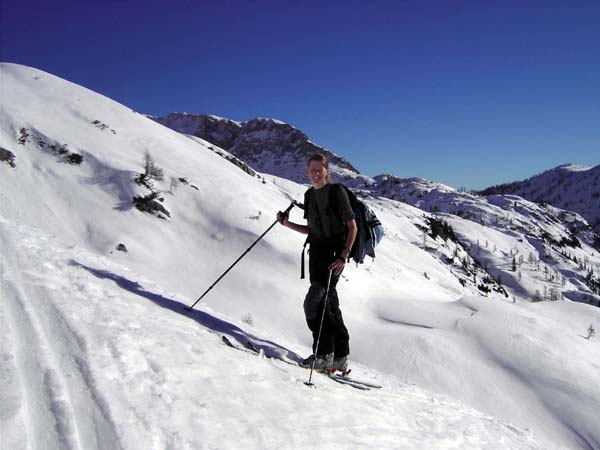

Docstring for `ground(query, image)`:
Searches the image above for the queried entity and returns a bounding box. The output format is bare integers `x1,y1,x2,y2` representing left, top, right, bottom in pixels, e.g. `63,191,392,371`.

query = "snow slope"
479,164,600,234
2,216,560,450
2,63,600,450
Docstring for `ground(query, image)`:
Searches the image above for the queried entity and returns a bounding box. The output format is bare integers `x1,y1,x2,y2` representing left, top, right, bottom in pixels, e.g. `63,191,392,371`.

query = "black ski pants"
303,241,350,358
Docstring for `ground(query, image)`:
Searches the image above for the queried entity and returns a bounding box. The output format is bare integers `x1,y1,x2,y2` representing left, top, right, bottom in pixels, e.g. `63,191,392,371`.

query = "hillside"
2,63,600,450
478,164,600,235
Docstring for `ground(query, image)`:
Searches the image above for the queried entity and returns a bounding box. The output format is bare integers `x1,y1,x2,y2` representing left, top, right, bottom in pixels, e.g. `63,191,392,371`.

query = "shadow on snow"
70,260,303,364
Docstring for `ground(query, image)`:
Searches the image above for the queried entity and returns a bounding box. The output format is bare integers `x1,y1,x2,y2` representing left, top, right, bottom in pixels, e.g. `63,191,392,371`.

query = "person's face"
308,161,328,189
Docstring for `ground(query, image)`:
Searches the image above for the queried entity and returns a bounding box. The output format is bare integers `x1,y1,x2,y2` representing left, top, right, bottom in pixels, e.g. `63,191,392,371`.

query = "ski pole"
304,269,334,387
186,201,297,311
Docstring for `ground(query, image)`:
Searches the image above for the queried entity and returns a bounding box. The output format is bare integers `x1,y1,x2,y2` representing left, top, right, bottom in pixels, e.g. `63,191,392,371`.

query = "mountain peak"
154,113,359,183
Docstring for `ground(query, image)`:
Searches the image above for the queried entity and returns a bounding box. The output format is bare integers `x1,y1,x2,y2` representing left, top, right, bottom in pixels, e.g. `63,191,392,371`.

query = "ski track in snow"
1,219,122,450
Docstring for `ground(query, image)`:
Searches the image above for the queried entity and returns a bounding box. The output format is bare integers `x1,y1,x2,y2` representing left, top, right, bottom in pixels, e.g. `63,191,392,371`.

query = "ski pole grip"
278,202,296,224
284,201,296,214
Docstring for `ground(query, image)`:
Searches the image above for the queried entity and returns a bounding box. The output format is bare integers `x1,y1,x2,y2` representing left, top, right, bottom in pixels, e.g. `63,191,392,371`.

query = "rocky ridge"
154,113,359,184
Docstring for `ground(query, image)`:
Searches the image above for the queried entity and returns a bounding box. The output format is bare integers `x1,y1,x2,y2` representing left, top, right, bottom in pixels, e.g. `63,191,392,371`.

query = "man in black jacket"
278,152,357,372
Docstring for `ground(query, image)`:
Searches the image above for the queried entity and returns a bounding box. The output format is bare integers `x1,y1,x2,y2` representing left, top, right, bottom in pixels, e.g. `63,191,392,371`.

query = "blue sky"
2,0,599,189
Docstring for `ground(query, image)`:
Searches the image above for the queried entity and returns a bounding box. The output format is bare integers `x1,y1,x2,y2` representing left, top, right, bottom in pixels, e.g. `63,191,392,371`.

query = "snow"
556,163,593,172
1,62,600,450
0,218,567,450
207,114,242,125
478,163,600,234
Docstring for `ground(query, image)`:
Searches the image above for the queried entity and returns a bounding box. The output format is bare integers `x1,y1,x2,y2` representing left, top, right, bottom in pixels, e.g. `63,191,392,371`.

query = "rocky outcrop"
154,113,358,183
0,147,16,168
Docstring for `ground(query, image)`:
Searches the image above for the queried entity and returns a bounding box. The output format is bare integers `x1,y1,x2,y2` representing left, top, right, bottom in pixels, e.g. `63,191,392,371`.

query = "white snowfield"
1,63,600,450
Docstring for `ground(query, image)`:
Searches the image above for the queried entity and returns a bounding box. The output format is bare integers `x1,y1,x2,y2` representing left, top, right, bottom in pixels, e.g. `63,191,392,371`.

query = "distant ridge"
478,164,600,234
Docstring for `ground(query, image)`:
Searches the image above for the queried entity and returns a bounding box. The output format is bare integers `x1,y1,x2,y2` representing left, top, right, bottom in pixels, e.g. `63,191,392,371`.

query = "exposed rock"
154,113,358,183
132,192,171,220
0,147,16,168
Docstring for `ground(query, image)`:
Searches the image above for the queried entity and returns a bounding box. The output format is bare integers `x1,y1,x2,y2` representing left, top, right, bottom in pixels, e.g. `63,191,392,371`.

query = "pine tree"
144,151,164,182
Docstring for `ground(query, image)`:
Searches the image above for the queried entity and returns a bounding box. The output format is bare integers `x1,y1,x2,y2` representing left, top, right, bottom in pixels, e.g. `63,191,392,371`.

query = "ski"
329,372,383,390
221,335,383,390
324,373,371,390
309,368,383,390
222,335,259,354
221,335,298,368
313,368,383,390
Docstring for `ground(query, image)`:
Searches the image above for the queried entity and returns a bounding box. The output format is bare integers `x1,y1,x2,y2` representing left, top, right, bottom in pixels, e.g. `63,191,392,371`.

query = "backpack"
303,183,384,268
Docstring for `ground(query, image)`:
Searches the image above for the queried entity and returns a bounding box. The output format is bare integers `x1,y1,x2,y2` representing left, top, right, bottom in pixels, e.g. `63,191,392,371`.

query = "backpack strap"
303,187,313,219
301,237,308,279
300,188,313,279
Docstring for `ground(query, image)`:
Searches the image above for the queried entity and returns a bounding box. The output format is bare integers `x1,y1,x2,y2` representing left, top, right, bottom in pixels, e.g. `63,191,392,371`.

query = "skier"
277,152,357,372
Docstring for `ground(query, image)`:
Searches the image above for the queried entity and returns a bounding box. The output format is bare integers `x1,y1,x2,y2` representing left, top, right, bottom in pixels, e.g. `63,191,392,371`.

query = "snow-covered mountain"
157,113,599,249
2,63,600,450
479,163,600,235
154,112,359,184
